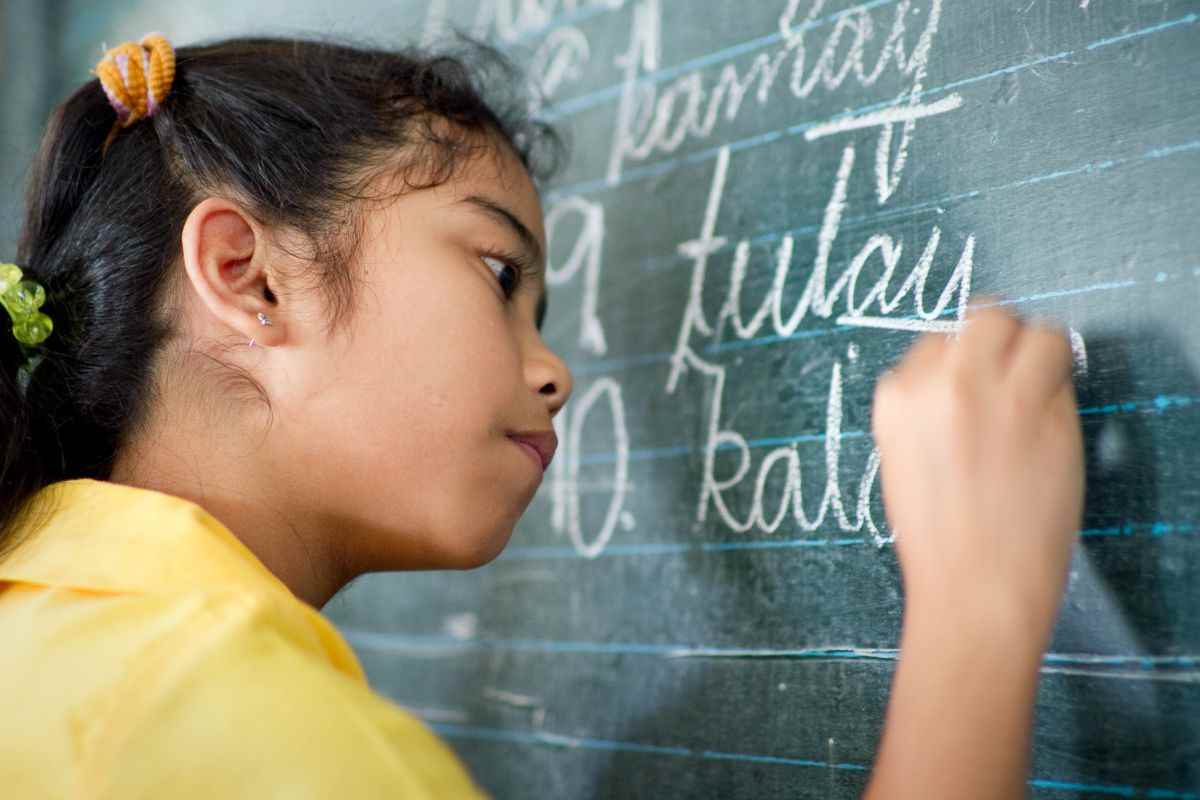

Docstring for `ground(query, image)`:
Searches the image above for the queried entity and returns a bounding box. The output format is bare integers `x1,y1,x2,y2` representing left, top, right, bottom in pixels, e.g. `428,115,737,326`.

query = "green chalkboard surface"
322,1,1200,797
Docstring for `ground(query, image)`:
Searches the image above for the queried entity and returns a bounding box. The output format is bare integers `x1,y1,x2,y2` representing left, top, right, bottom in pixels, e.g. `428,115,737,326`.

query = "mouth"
507,430,558,473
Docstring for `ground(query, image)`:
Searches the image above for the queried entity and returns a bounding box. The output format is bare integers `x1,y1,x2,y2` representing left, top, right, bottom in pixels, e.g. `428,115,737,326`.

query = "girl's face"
271,141,572,577
112,134,571,607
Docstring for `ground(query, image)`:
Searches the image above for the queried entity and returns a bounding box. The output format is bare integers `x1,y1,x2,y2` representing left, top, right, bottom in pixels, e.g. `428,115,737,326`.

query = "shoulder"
89,589,487,799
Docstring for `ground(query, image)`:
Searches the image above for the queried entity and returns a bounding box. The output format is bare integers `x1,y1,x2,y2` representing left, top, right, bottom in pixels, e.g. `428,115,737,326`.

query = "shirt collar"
0,478,296,599
0,478,369,683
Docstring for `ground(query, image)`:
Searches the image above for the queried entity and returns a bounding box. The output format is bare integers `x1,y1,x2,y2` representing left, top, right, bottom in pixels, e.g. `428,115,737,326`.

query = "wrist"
901,587,1053,667
872,586,1046,800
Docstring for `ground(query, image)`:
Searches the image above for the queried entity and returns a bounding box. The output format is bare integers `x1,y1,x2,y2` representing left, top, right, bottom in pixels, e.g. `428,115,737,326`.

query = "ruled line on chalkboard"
567,261,1192,378
1039,666,1200,685
401,704,470,723
1084,14,1199,50
704,273,1143,353
495,521,1195,561
424,722,1198,798
569,387,1198,468
540,0,899,120
667,645,900,660
542,11,1200,202
577,429,871,465
1079,396,1199,416
1028,778,1196,800
431,720,856,769
344,629,1200,682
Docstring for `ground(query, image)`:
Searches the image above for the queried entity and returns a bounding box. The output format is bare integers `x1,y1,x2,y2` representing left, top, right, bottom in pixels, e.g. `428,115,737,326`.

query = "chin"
441,521,515,570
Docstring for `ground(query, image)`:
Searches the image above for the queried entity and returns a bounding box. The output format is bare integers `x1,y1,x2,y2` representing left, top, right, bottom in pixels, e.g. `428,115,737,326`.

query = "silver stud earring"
248,312,272,348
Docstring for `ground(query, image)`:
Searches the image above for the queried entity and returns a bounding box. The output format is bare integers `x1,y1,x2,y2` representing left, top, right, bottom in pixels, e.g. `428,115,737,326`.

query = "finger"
959,298,1023,374
892,329,952,384
1010,322,1074,406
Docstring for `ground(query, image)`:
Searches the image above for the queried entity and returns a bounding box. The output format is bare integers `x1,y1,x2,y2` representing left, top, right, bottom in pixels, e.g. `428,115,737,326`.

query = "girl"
0,32,1082,798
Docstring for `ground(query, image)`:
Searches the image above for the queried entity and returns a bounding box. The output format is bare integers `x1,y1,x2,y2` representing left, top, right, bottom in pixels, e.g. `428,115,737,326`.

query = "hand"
871,301,1084,648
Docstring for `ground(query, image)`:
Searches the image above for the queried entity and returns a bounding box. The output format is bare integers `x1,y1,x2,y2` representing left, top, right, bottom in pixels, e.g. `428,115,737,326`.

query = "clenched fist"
871,301,1085,649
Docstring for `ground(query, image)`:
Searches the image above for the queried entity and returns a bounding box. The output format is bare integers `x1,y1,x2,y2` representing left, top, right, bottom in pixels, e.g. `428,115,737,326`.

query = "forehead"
389,132,550,325
444,137,546,250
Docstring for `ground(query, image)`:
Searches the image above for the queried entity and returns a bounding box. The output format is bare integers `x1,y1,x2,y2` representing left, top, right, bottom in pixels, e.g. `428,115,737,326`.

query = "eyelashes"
480,247,533,300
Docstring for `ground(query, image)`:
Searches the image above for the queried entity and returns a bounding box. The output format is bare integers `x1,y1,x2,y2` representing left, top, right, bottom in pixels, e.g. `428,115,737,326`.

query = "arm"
864,597,1045,799
863,303,1084,799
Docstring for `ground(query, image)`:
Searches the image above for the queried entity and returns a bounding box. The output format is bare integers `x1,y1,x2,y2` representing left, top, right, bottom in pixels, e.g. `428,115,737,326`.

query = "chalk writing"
661,53,972,544
540,1,1102,558
545,195,609,355
668,142,975,396
529,26,593,113
549,377,632,557
672,341,887,545
607,0,958,207
660,145,890,544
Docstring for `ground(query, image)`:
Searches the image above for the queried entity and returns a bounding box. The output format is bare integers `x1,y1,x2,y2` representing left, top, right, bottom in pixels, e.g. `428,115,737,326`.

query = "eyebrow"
459,194,549,328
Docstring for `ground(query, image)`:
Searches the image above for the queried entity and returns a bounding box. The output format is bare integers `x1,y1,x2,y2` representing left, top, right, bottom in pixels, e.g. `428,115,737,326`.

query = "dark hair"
0,35,563,558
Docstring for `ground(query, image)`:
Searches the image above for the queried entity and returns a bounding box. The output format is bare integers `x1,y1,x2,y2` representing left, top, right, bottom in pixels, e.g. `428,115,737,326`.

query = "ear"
180,197,283,348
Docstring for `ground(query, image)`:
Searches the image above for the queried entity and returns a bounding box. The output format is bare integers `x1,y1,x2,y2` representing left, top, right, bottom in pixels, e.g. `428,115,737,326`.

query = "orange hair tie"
93,33,175,155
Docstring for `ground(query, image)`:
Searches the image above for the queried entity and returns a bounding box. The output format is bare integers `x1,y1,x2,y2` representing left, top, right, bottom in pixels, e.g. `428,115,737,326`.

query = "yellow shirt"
0,478,486,798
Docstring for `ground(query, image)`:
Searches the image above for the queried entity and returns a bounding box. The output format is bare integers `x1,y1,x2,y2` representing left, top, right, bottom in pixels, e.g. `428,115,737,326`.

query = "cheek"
404,312,523,420
289,335,532,571
370,255,521,411
284,249,533,568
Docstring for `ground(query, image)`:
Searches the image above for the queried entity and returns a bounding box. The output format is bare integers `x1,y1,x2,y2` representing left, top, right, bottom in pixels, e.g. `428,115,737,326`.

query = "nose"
525,336,573,419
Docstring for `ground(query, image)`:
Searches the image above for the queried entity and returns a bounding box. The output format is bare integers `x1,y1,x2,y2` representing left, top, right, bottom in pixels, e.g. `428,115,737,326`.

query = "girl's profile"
0,30,1083,799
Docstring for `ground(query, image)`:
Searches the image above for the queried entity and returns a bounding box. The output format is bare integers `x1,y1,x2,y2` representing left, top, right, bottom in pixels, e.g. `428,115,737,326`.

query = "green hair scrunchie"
0,263,53,346
1,262,54,396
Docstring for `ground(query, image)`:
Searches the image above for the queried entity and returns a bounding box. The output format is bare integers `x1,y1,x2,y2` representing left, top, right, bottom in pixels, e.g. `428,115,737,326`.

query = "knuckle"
1029,325,1075,377
968,302,1016,329
966,296,1001,318
1029,320,1065,344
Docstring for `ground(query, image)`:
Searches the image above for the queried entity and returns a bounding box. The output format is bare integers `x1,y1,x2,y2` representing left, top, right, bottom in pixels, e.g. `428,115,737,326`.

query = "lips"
508,430,558,471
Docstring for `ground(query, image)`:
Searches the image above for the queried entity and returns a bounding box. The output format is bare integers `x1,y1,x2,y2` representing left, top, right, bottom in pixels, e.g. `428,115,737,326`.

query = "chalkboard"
320,1,1200,796
24,0,1200,797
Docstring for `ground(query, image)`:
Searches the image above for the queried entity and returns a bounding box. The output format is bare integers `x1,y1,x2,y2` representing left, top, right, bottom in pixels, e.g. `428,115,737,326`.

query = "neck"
110,410,348,609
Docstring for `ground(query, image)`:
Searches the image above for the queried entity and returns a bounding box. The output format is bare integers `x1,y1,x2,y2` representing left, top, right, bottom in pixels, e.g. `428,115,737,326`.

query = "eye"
482,254,520,299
